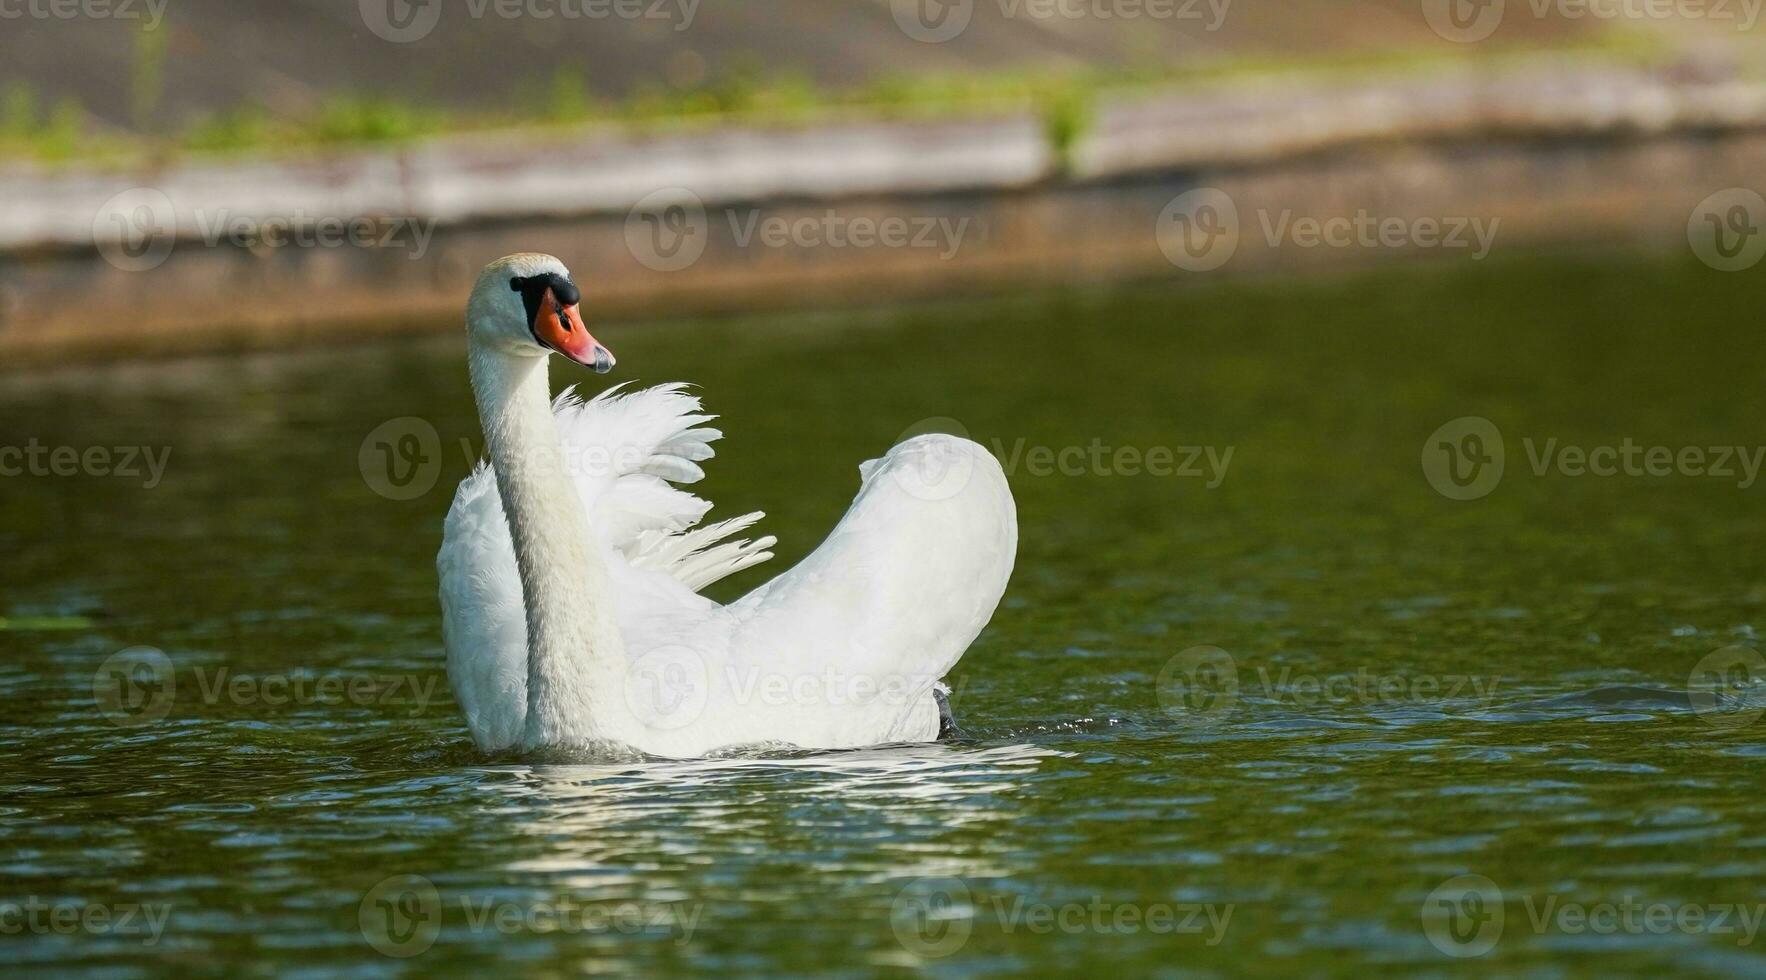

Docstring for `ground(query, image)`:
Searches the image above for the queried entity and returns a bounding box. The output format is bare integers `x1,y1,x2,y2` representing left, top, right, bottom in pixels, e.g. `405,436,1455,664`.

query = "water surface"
3,251,1765,975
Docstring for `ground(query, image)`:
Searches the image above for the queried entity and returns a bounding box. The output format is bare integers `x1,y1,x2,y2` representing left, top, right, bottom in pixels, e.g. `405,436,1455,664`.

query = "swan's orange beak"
534,288,615,374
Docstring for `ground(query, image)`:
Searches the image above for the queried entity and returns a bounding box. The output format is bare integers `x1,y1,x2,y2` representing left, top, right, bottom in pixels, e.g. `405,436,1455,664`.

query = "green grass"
0,84,87,162
0,30,1677,169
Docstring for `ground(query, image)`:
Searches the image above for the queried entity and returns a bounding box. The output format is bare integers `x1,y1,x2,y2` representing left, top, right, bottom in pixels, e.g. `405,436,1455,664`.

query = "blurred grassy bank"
0,30,1674,168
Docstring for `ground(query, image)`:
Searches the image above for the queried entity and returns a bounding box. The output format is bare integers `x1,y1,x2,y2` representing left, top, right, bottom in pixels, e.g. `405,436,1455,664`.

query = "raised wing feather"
719,434,1018,746
554,382,776,582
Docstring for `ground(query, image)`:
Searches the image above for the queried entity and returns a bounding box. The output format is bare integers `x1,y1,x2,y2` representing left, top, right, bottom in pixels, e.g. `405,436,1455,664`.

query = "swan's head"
467,253,615,373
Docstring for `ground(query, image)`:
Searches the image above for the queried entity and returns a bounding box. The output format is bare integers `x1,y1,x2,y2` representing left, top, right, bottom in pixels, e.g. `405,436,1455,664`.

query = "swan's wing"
438,382,772,752
722,434,1017,746
554,382,776,590
438,464,528,752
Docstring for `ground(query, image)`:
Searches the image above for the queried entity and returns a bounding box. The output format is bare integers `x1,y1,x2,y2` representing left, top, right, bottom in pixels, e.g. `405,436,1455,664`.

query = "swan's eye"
509,276,526,292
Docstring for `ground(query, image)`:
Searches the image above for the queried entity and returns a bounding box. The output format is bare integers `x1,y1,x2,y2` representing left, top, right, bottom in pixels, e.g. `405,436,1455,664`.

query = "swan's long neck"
469,344,625,748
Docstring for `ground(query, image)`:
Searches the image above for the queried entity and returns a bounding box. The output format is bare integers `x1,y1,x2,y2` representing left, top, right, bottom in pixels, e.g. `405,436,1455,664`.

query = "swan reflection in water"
471,743,1064,888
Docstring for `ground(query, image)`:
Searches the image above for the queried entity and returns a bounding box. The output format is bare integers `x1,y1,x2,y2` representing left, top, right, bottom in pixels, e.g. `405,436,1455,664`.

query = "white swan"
438,254,1017,758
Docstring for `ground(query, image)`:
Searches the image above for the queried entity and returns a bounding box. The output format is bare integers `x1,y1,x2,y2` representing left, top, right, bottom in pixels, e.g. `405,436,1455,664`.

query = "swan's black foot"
935,687,961,741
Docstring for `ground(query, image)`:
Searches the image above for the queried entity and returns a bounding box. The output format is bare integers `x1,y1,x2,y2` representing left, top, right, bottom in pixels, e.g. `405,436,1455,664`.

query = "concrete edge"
4,58,1764,253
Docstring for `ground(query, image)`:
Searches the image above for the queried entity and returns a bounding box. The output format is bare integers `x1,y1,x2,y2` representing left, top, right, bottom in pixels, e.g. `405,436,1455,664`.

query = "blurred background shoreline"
1,1,1763,366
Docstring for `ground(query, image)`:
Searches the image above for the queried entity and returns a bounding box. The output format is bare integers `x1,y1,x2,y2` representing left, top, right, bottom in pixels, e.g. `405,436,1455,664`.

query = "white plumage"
438,255,1016,758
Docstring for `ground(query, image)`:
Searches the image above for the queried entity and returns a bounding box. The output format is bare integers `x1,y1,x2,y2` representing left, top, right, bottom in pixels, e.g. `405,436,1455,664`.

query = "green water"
3,252,1764,976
